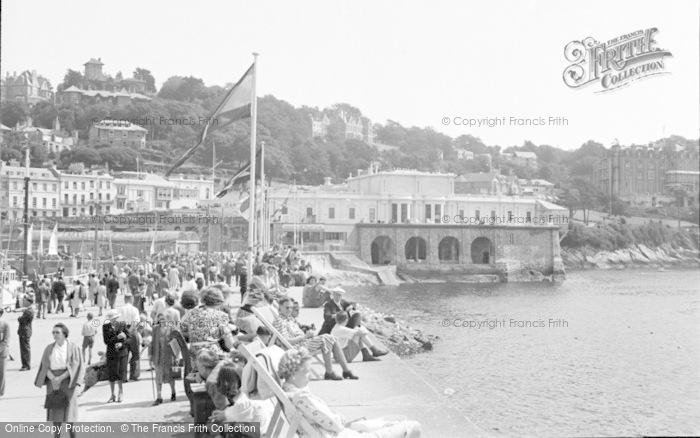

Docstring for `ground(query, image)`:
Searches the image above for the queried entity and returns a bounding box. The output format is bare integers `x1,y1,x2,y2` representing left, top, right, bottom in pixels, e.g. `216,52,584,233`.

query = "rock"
422,341,433,350
384,316,396,323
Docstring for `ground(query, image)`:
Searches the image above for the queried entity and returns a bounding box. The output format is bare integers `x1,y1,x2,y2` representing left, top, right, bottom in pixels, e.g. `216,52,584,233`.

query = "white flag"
48,224,59,256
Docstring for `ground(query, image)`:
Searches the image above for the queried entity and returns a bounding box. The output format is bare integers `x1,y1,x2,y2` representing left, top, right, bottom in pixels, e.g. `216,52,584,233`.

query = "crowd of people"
0,244,419,437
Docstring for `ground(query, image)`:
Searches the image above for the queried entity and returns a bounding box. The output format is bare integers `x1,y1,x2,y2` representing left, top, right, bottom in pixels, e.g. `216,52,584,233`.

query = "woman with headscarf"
34,323,85,438
151,293,179,405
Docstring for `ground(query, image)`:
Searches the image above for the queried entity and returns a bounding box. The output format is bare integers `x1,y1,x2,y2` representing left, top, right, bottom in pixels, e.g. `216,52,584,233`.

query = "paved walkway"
0,288,487,437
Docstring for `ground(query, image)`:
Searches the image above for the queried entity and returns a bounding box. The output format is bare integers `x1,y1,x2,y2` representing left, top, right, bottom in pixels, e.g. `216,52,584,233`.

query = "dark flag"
166,63,255,177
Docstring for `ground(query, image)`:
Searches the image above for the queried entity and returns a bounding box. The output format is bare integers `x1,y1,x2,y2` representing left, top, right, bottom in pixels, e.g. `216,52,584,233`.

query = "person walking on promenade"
0,309,10,398
36,278,49,319
81,313,98,365
18,299,35,371
34,323,85,438
96,279,106,317
106,273,119,310
70,281,85,318
118,295,140,381
47,276,57,314
88,274,99,307
168,263,180,291
103,310,129,403
52,277,67,314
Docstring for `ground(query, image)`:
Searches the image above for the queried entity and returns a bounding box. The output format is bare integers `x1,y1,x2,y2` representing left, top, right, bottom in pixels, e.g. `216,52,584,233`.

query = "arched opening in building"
405,236,427,262
438,236,460,262
471,237,492,264
370,236,395,265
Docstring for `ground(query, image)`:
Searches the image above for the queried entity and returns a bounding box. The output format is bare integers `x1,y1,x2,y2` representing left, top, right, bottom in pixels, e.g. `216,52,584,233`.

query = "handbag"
171,366,183,380
45,390,68,409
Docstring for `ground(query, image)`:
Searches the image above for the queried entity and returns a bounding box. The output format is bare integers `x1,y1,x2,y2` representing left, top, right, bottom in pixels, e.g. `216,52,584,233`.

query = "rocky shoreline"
356,303,438,356
562,243,700,270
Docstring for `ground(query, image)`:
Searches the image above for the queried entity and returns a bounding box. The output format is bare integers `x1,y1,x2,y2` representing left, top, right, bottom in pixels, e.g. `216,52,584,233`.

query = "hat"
105,310,120,321
201,288,225,307
331,287,346,294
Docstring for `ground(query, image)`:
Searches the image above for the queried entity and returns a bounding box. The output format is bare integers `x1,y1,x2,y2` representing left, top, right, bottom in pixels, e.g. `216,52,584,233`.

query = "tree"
31,102,58,129
115,71,123,81
1,101,29,127
59,69,84,92
133,68,157,93
97,147,139,171
667,185,688,228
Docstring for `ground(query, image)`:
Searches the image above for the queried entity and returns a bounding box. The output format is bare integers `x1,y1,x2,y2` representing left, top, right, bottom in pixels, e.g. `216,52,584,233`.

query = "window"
12,196,17,206
459,209,464,220
81,208,85,215
42,198,47,207
33,183,37,190
475,209,480,220
90,181,94,189
109,130,114,137
391,203,398,222
81,194,85,204
434,205,442,223
425,204,432,220
526,211,532,223
43,183,47,191
90,193,94,200
349,207,355,220
282,205,288,214
73,182,77,189
328,207,335,219
306,207,313,217
401,204,408,223
64,194,69,203
122,131,127,138
52,199,56,207
32,198,37,207
106,182,110,189
52,184,57,192
369,208,376,222
12,182,17,190
81,182,85,190
64,182,68,189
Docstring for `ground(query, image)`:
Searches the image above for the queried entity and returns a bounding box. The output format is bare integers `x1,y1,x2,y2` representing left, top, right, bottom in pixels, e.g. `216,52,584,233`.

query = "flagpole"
247,52,259,285
258,141,265,253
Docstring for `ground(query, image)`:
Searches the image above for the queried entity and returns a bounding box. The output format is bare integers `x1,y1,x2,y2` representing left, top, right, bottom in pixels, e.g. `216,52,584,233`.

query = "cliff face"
561,244,700,270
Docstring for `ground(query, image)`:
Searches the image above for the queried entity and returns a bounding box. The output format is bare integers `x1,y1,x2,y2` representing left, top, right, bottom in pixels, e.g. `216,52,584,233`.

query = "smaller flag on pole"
216,148,262,199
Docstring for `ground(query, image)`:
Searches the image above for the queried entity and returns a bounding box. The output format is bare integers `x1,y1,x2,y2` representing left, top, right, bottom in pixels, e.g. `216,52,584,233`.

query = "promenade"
0,287,487,437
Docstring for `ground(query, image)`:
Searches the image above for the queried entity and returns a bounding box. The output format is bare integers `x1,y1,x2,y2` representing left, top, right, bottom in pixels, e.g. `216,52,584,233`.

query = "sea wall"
356,303,438,356
562,243,700,270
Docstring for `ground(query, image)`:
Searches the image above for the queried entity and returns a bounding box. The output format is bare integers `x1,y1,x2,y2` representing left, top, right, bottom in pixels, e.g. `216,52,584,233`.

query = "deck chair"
239,344,323,438
251,306,325,379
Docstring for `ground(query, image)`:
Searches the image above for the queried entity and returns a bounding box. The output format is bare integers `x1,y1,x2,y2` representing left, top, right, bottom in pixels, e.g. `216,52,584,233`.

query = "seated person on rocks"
208,361,272,431
273,297,358,381
278,348,421,438
319,288,361,335
331,311,387,363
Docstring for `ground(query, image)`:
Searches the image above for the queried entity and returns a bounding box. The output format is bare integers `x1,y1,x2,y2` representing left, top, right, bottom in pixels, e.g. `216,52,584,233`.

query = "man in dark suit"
106,273,120,309
52,277,67,313
319,287,362,335
18,300,34,371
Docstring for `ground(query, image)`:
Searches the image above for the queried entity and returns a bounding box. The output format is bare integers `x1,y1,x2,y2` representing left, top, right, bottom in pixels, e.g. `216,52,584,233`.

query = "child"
81,312,98,365
331,311,388,363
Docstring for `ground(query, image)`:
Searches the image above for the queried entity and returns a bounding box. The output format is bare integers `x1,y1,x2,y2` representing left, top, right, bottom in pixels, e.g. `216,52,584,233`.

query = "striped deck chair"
238,344,322,438
251,306,325,379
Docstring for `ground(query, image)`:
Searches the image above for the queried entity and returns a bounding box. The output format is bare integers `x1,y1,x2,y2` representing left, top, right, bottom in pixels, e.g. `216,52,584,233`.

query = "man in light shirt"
181,273,197,293
330,311,388,362
118,295,141,381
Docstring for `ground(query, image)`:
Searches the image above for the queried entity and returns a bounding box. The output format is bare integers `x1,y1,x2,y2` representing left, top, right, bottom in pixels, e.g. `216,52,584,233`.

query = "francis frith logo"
563,28,672,93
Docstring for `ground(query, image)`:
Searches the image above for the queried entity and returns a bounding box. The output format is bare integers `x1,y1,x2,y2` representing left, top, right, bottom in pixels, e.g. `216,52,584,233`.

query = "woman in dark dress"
103,309,129,403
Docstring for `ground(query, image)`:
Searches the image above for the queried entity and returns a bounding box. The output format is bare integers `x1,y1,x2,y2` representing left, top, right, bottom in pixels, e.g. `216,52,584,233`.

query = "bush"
561,221,698,251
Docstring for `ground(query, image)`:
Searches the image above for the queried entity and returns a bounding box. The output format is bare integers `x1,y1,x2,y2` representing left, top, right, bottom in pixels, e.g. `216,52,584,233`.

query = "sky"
1,0,698,150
